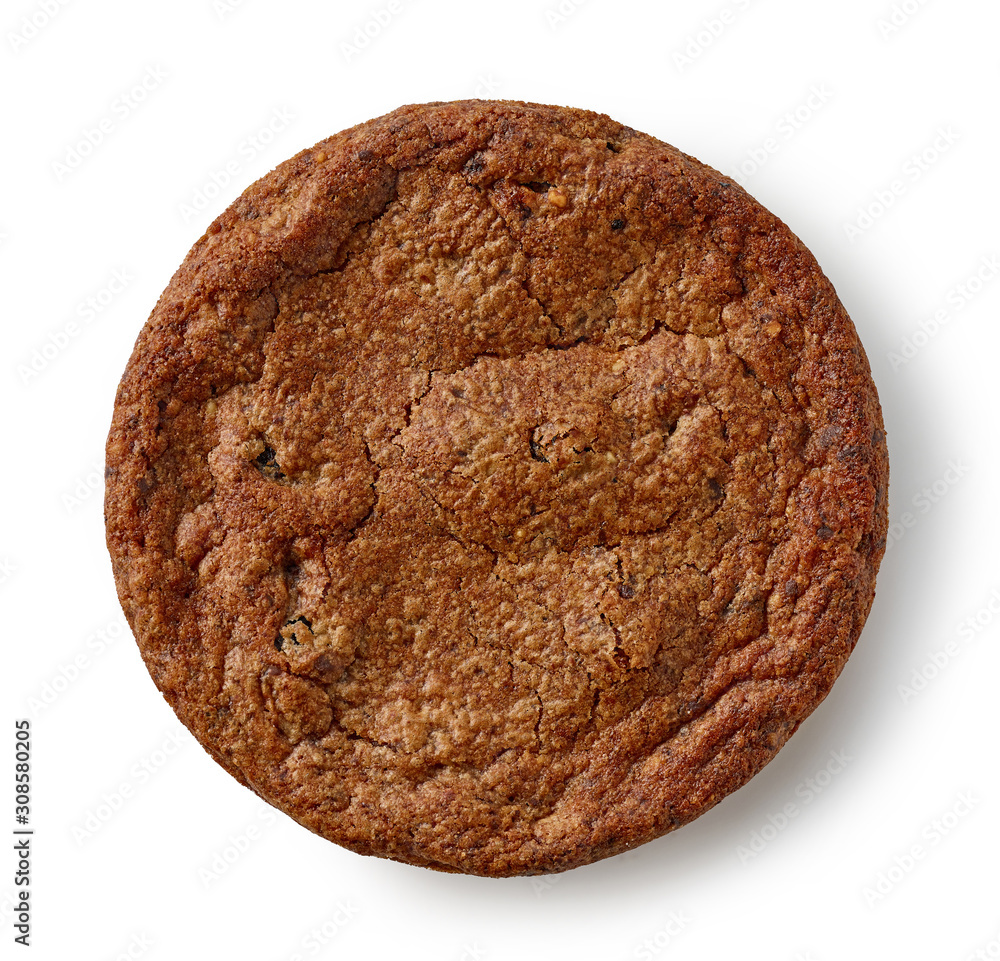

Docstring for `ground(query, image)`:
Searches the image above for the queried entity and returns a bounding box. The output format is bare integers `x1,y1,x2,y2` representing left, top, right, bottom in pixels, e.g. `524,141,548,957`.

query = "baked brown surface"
105,99,888,877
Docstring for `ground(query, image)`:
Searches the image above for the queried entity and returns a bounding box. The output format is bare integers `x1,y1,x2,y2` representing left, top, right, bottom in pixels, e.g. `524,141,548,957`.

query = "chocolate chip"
611,218,625,230
529,436,549,463
255,445,286,480
463,154,486,176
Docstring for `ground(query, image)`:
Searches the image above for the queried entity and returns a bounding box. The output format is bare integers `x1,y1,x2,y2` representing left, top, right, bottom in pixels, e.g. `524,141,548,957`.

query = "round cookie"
105,100,888,877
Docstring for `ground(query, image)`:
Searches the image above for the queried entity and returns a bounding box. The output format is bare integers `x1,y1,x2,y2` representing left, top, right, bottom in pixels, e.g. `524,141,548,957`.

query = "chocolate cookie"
105,100,888,876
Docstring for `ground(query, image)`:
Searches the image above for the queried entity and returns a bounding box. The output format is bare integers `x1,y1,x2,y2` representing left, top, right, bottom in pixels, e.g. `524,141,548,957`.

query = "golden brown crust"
105,100,888,876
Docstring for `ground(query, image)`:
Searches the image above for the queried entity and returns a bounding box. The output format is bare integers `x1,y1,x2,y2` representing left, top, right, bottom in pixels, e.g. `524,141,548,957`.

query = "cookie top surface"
105,99,888,877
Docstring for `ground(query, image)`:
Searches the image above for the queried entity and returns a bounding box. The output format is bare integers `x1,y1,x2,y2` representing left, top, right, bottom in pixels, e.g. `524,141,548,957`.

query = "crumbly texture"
105,100,888,877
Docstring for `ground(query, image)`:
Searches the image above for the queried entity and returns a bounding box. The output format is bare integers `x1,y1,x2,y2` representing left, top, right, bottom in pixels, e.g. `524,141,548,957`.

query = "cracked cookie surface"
105,100,888,876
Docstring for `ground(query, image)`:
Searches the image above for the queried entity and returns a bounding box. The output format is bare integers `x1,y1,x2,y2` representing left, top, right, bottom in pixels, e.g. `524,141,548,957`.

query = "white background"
2,0,998,958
